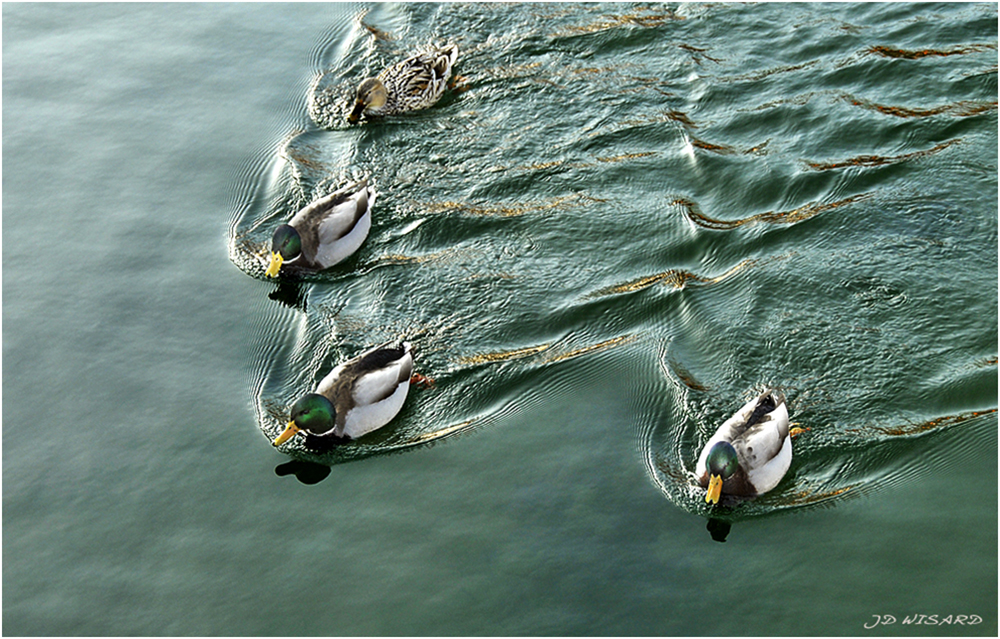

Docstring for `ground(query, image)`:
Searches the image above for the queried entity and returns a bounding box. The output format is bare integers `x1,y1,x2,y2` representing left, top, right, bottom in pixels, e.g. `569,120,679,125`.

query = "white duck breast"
342,380,410,440
745,421,791,494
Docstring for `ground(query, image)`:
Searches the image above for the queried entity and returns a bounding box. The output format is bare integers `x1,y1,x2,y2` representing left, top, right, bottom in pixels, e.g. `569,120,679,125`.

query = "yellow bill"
264,252,284,278
272,421,301,446
706,474,723,504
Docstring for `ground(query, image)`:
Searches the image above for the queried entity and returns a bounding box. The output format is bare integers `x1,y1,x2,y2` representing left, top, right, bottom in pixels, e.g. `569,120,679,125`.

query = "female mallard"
696,389,791,504
347,43,459,123
265,178,376,278
272,341,414,448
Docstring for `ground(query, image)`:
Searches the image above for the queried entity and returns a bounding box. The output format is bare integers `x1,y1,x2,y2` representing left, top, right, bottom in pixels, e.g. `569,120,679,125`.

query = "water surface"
4,2,997,636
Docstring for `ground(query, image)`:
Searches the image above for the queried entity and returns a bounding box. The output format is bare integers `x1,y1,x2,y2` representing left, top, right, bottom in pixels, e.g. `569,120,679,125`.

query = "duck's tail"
430,43,459,77
747,389,784,428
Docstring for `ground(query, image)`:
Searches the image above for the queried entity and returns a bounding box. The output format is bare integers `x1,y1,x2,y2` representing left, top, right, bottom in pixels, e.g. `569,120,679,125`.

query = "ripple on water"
227,3,998,510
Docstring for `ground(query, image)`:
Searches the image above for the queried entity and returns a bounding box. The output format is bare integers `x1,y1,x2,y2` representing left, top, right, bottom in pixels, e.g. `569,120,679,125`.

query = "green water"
4,2,997,636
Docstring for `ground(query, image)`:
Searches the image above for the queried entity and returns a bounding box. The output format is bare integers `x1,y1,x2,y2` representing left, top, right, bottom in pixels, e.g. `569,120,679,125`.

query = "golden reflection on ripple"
404,418,477,445
805,139,960,170
848,408,998,438
504,152,658,173
517,160,569,171
548,6,683,38
419,193,607,217
543,334,637,364
364,247,471,268
781,484,858,507
663,357,710,392
591,258,757,297
842,94,998,118
687,136,771,156
868,44,996,59
360,21,395,42
674,193,872,230
458,344,551,365
688,138,735,154
720,60,821,84
479,61,543,81
677,43,722,64
596,151,658,163
456,334,637,367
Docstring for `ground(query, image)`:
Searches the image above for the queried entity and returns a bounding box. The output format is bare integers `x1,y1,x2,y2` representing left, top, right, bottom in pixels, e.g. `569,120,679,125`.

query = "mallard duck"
696,389,791,504
272,341,414,448
347,43,459,123
265,178,376,278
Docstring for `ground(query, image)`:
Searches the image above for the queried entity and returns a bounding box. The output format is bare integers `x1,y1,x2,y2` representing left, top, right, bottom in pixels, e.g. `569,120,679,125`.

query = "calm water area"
3,2,998,636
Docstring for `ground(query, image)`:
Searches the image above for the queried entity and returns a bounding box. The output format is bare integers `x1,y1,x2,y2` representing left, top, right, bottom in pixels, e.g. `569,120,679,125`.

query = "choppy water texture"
230,2,997,512
5,2,998,636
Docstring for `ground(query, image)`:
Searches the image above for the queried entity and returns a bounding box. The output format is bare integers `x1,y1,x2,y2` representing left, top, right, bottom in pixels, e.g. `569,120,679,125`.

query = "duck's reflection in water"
275,459,331,485
268,280,307,312
706,518,732,543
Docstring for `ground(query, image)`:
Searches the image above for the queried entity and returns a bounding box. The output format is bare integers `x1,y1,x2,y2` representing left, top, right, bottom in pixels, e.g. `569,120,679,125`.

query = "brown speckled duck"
347,43,459,123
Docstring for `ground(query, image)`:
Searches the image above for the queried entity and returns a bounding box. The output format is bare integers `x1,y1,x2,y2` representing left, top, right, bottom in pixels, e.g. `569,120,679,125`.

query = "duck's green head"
272,393,336,446
348,78,387,123
265,224,302,278
705,441,739,505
